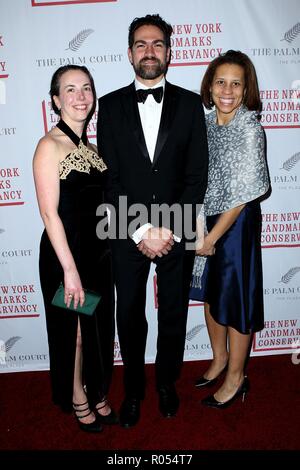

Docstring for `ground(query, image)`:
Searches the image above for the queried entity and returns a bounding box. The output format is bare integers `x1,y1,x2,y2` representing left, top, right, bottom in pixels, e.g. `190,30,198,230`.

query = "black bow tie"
136,86,164,104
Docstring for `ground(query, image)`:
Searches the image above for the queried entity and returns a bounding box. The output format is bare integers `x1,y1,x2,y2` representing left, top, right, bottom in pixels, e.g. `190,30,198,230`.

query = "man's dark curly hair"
128,14,173,49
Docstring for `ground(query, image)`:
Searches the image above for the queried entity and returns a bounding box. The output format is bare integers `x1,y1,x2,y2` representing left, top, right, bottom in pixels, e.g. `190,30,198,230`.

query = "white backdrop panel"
0,0,299,372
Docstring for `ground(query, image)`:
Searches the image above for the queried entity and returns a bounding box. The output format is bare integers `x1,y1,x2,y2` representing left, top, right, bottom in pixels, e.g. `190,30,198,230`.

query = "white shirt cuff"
173,234,181,243
132,223,153,244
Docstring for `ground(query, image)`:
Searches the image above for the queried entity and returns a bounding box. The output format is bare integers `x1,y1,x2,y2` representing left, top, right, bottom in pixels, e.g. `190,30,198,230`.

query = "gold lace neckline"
59,140,107,180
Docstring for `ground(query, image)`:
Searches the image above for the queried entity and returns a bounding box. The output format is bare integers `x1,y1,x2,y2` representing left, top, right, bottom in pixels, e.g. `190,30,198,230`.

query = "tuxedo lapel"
121,83,150,162
152,81,177,166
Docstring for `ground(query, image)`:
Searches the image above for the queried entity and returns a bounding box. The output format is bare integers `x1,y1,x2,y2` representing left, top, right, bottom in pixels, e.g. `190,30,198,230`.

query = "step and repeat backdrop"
0,0,299,372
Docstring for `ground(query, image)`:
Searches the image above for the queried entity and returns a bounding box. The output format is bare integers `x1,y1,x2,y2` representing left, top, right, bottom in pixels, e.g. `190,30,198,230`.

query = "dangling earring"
209,92,214,107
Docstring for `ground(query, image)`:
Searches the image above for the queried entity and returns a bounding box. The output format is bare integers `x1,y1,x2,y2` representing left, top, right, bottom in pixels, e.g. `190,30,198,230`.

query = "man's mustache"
140,57,160,64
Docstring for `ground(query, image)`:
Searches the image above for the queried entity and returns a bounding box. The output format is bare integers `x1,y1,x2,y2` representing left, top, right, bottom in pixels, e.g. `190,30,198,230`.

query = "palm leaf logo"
279,267,300,284
281,22,300,43
186,324,206,342
66,29,94,52
280,152,300,171
5,336,21,352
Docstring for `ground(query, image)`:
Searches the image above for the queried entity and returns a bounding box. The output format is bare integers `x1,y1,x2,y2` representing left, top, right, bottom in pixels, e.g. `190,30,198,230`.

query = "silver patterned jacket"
204,104,269,216
192,105,270,287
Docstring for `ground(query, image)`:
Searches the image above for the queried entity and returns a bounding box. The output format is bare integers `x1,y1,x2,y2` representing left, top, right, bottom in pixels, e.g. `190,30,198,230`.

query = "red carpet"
0,355,299,460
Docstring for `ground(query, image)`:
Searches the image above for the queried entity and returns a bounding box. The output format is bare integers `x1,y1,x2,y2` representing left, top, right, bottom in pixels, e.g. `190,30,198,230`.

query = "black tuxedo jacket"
97,81,208,240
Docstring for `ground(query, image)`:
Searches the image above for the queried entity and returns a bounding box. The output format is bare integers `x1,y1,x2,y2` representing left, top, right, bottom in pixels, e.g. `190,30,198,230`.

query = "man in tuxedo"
97,14,208,427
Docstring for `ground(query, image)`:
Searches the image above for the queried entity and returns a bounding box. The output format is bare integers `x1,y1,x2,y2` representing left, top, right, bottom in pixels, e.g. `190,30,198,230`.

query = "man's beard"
133,57,168,80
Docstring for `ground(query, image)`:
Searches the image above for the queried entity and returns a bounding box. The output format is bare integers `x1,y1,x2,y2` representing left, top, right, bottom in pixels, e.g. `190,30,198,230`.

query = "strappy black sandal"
73,401,103,432
95,397,119,425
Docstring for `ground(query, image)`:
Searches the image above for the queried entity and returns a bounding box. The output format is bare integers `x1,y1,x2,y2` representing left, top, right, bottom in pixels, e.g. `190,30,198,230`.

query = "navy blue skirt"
190,201,264,334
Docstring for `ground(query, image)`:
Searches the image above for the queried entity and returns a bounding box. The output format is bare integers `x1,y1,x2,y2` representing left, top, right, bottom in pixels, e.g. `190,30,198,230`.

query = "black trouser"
110,238,195,398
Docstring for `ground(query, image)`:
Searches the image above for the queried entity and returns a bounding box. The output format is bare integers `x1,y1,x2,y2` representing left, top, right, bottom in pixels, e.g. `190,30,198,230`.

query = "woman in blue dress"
190,50,269,408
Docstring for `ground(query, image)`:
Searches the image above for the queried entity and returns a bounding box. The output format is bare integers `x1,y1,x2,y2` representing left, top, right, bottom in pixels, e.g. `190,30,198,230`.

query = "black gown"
39,120,114,412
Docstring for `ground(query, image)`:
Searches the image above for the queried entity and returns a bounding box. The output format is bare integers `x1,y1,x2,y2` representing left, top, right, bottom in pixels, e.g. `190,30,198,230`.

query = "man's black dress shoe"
119,397,140,428
158,385,179,418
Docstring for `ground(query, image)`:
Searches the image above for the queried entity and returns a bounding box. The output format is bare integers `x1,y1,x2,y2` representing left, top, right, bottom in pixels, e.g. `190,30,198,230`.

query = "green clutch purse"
51,283,101,316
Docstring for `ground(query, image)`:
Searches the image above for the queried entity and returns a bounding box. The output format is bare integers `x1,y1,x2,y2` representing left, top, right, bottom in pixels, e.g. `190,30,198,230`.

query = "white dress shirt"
136,77,164,162
131,78,165,244
131,78,181,244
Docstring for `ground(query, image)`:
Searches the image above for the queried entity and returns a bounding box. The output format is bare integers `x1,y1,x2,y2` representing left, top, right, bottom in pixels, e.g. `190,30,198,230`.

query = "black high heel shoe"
95,397,119,425
73,401,103,432
201,376,249,409
195,364,228,388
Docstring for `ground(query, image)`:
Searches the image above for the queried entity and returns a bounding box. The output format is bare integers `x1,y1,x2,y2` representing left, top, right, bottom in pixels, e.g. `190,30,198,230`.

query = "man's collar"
135,77,165,90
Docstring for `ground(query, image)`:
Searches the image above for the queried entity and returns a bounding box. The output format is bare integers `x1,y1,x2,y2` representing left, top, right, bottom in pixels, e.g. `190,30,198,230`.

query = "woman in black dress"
33,65,116,431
